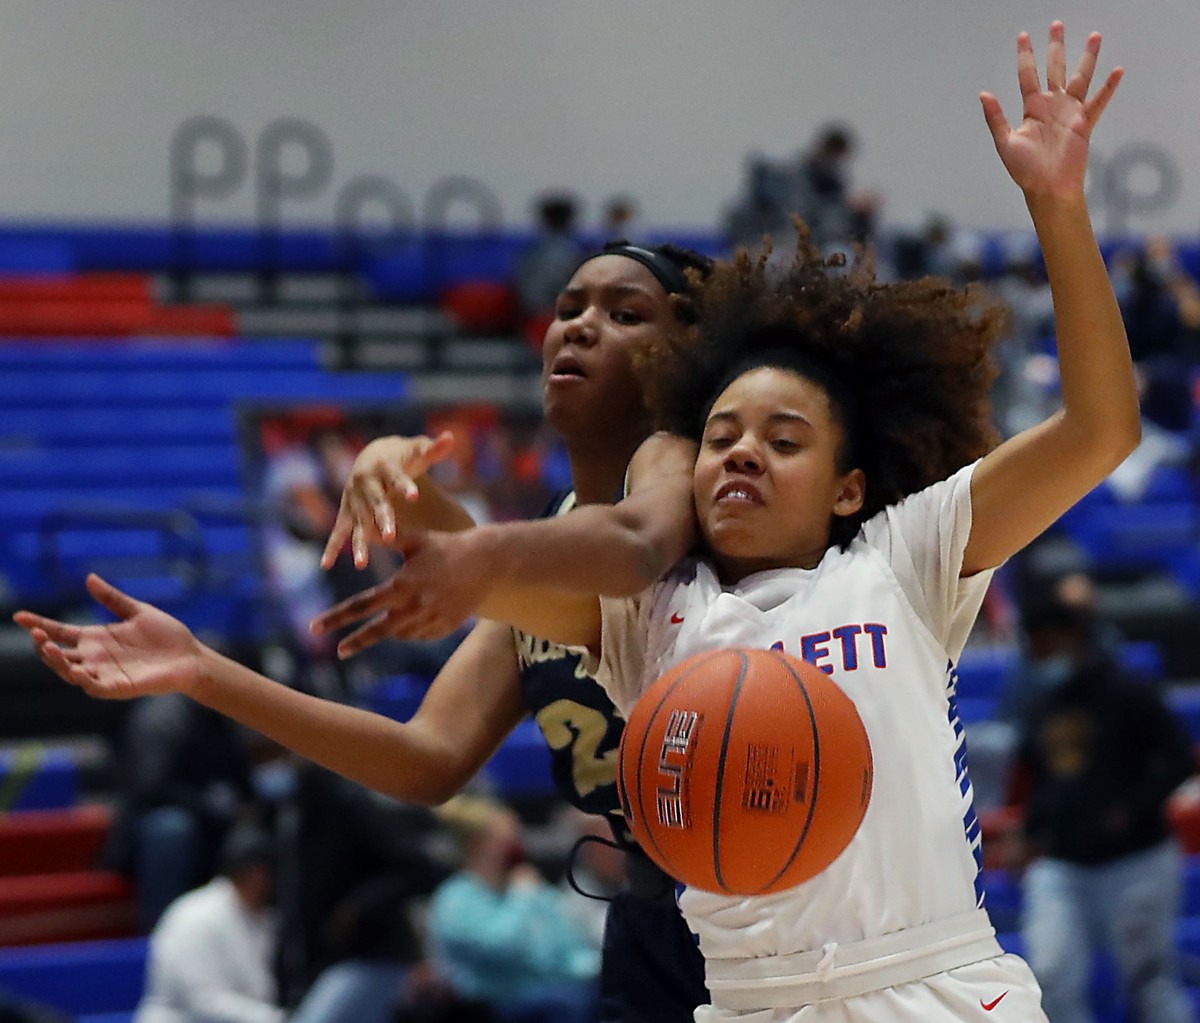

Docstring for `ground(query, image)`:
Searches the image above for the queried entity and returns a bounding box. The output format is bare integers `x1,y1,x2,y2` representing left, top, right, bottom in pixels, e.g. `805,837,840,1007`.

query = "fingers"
321,503,354,569
1015,31,1042,101
86,574,141,620
351,521,370,569
336,601,458,659
13,611,83,646
1045,20,1067,92
311,577,400,636
358,476,397,541
421,431,457,476
336,612,399,659
33,634,96,690
1084,66,1124,127
979,92,1011,149
1066,30,1102,101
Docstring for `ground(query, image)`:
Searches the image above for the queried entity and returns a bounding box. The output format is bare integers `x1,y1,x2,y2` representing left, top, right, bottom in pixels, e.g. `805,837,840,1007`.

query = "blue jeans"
1022,840,1194,1023
290,960,410,1023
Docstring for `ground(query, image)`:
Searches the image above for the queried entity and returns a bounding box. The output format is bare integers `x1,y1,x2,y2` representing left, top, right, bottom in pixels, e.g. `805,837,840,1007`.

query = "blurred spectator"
891,213,970,282
282,765,451,1023
1112,237,1200,432
259,419,342,673
135,824,283,1023
600,195,640,240
103,692,258,931
556,808,626,954
1007,593,1197,1023
514,192,586,322
428,797,598,1023
724,122,859,252
988,253,1057,438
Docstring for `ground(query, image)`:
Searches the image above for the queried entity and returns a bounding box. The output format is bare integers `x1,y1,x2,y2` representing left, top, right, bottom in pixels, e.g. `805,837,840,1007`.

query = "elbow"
608,507,696,595
608,527,676,595
631,533,673,591
1106,412,1143,472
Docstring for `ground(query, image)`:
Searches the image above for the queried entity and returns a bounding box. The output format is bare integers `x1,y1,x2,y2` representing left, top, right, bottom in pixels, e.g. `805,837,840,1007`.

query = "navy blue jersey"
513,490,631,842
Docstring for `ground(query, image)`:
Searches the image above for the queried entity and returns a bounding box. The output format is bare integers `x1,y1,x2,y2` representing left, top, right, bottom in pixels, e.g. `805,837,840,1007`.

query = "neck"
566,436,645,505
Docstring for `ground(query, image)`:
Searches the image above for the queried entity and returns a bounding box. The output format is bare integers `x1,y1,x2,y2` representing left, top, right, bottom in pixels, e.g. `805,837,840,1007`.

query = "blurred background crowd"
0,5,1198,1023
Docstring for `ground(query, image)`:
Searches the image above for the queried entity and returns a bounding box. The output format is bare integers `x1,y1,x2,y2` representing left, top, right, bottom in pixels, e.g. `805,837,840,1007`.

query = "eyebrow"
704,410,813,428
558,283,657,302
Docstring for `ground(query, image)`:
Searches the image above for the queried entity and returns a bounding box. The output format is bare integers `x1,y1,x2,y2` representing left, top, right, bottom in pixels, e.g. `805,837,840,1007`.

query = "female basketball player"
15,242,712,1023
301,23,1135,1022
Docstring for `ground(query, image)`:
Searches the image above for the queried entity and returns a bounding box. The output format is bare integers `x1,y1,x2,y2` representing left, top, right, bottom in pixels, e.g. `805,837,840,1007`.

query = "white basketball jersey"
594,462,993,963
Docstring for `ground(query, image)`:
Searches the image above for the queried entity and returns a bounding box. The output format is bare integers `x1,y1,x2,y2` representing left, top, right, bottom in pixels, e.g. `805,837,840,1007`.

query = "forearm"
1028,193,1141,457
473,508,681,600
189,647,455,805
404,477,476,532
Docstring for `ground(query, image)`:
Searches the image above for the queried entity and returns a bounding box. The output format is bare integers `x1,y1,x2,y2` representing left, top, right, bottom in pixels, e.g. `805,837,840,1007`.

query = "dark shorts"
597,854,708,1023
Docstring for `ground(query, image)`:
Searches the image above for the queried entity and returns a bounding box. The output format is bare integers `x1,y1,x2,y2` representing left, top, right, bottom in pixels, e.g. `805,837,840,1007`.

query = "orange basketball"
618,647,872,896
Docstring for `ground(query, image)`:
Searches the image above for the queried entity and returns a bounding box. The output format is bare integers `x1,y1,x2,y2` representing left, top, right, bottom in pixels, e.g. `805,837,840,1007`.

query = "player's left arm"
313,432,699,655
964,23,1140,576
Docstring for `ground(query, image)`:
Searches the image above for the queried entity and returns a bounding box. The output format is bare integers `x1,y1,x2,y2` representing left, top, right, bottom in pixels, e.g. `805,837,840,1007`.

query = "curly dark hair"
635,228,1007,547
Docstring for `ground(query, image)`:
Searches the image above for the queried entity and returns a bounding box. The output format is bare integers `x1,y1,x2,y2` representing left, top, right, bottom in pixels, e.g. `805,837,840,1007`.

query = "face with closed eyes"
540,255,675,454
693,366,865,583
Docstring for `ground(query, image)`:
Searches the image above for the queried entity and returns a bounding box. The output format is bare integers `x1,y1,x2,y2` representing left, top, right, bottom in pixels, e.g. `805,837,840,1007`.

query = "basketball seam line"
758,649,822,894
711,650,749,894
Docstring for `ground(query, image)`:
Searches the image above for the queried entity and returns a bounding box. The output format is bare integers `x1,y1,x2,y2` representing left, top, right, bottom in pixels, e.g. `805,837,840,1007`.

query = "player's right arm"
323,430,477,570
16,575,526,806
312,432,700,655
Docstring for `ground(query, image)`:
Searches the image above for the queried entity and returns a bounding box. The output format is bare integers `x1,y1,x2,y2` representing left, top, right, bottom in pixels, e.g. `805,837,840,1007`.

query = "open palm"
14,574,201,700
981,22,1123,198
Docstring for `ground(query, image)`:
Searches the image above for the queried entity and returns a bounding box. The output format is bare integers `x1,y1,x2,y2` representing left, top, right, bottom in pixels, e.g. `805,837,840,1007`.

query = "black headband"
586,243,694,297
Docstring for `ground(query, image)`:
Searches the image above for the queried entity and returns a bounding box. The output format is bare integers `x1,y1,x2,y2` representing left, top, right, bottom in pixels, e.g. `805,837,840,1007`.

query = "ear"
832,468,866,518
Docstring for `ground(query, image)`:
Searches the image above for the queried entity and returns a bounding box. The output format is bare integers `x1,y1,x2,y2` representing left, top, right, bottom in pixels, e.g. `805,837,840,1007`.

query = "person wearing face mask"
1008,594,1197,1023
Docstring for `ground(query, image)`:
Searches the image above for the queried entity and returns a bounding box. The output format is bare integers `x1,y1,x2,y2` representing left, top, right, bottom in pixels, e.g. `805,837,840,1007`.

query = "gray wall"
0,1,1194,234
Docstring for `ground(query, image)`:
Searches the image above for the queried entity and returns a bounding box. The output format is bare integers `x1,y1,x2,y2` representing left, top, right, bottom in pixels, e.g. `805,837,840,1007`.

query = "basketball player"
15,242,712,1023
304,23,1134,1022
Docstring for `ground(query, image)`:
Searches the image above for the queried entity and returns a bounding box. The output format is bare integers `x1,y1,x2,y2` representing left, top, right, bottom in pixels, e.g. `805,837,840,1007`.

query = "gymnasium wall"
0,0,1195,235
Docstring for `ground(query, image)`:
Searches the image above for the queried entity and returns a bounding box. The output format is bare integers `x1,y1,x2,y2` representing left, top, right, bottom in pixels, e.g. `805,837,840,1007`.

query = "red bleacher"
0,273,234,336
0,804,137,947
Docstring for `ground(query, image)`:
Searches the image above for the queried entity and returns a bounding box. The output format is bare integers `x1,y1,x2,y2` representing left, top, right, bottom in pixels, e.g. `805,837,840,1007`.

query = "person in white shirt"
23,21,1137,1023
135,824,283,1023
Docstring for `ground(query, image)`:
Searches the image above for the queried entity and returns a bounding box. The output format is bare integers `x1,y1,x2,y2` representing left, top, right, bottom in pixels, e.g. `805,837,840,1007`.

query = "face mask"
252,761,297,803
1030,653,1076,691
501,838,528,873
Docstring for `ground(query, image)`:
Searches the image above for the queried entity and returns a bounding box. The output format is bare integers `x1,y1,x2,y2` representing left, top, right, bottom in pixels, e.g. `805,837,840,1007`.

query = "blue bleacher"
482,718,556,801
2,406,239,443
1065,501,1198,574
0,937,147,1017
0,747,78,811
0,336,407,647
955,640,1168,722
0,368,407,405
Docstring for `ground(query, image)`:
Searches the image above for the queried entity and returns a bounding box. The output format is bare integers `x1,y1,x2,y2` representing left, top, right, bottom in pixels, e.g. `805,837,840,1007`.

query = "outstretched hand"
13,574,203,700
322,430,457,570
980,21,1123,199
312,528,494,658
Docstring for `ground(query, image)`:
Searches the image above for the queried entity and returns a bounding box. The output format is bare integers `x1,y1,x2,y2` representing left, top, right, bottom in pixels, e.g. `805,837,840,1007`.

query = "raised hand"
13,574,203,700
322,430,457,570
980,21,1123,199
313,529,494,657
